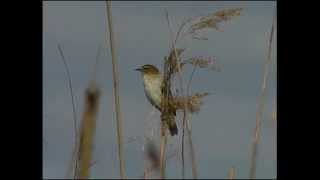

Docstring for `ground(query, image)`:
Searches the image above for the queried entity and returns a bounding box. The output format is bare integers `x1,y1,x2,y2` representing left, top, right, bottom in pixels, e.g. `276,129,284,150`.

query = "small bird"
136,64,178,136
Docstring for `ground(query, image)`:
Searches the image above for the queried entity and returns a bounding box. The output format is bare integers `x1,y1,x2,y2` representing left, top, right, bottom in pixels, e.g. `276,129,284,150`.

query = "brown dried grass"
105,1,126,178
77,83,100,179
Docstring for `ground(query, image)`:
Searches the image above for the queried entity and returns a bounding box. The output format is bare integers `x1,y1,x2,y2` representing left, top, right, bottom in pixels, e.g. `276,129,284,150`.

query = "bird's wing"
168,88,176,116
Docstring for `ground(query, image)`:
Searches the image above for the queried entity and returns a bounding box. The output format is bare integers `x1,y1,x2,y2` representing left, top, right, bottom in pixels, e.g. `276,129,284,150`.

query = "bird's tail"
168,120,178,136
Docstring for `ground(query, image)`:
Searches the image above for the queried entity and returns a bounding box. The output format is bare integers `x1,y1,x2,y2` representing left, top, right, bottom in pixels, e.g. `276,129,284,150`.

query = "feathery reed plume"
183,56,220,98
77,82,100,179
57,44,79,179
173,92,210,113
249,13,276,179
174,8,243,44
189,8,242,33
228,166,235,179
183,56,221,72
105,1,125,178
164,8,242,178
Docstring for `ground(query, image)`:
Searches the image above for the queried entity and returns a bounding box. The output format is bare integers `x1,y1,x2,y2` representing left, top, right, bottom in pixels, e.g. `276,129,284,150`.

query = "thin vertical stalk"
91,44,103,82
159,51,171,179
58,44,78,147
187,65,197,95
165,11,198,179
105,1,125,178
181,118,186,179
159,123,167,178
183,65,198,179
185,123,197,178
57,44,79,179
249,14,275,179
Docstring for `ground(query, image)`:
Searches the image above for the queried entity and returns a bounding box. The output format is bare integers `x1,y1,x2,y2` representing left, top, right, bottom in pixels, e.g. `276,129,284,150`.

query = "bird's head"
135,64,160,75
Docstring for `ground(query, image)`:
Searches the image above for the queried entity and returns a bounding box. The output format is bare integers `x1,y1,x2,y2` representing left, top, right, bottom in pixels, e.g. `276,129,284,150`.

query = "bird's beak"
135,67,142,72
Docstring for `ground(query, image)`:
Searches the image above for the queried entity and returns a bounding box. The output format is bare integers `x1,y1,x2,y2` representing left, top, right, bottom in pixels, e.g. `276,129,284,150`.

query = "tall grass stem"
165,11,198,179
249,13,275,179
105,1,126,178
57,44,79,179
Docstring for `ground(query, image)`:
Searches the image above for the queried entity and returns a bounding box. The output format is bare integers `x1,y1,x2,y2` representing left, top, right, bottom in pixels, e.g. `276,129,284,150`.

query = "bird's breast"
143,75,162,110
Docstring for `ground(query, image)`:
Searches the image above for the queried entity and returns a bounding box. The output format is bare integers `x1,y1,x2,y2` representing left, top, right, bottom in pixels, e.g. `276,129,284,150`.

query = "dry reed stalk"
160,8,241,179
57,44,78,143
68,134,80,179
105,1,125,178
78,83,100,179
227,166,235,179
165,12,188,179
91,44,103,82
158,49,173,178
181,118,186,179
165,11,198,179
57,44,80,179
185,123,197,178
249,13,276,179
159,122,168,179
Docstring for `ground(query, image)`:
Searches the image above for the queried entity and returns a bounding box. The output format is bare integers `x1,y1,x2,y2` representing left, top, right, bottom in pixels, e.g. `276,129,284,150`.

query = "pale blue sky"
43,1,277,179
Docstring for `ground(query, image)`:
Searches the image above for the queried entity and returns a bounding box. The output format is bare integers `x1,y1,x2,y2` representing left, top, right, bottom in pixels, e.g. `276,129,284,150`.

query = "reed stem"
165,11,198,179
159,123,167,178
57,44,79,179
249,13,275,179
105,1,125,178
